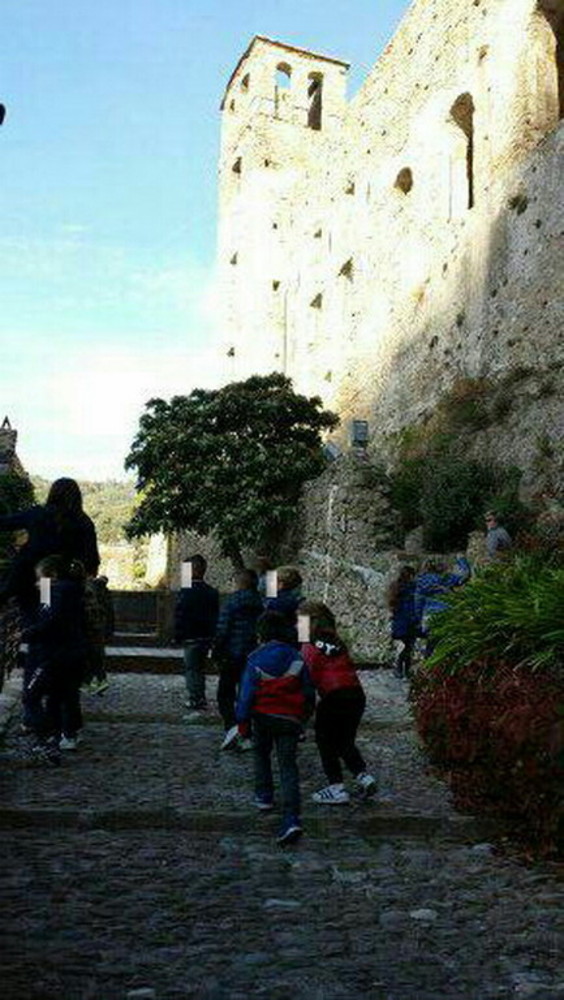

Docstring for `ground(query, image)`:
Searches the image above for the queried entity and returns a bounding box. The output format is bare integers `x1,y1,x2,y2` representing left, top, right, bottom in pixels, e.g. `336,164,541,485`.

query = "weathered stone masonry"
175,0,564,658
218,0,564,477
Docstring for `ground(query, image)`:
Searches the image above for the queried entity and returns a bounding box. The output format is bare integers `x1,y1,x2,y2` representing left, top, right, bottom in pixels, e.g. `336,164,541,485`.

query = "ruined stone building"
169,0,564,657
217,0,564,485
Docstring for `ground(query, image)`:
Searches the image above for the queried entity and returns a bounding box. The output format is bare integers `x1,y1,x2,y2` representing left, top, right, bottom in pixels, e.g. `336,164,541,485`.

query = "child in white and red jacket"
300,601,377,805
236,610,315,845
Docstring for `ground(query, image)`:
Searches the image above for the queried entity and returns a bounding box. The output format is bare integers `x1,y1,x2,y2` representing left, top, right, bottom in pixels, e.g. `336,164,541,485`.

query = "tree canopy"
124,373,339,565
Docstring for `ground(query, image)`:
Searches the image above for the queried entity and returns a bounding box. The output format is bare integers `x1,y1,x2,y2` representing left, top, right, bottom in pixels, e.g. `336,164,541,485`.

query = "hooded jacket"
236,640,315,724
213,587,264,660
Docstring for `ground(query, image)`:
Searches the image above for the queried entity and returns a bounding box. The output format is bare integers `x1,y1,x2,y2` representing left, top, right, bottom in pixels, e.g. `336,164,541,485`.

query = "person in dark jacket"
300,601,377,804
387,566,417,678
24,555,87,759
213,568,264,749
174,554,219,717
265,565,304,642
0,477,100,731
236,610,315,845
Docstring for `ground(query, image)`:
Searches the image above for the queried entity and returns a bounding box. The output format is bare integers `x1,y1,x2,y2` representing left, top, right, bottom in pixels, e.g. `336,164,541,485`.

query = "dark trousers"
217,655,246,729
252,714,301,822
315,687,366,785
25,664,83,740
183,641,210,708
396,636,416,677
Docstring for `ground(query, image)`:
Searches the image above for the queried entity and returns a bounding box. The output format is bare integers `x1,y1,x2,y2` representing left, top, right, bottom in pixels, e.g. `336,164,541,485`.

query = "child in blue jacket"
236,610,315,845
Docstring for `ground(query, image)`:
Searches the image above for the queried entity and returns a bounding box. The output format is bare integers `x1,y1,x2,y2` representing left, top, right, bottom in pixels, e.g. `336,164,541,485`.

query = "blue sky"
1,0,409,481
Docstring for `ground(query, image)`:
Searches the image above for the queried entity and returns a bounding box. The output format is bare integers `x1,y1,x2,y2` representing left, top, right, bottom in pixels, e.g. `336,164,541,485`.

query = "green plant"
389,446,523,551
425,555,564,675
125,373,339,566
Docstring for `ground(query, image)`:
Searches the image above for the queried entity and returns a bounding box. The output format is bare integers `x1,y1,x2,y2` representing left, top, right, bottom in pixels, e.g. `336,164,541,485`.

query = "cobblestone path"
1,670,564,1000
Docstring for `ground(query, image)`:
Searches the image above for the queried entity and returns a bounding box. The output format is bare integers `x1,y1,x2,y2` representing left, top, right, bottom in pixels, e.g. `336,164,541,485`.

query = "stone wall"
217,0,564,488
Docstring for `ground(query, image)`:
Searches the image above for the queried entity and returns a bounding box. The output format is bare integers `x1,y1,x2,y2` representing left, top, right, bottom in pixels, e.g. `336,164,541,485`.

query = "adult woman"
0,477,99,611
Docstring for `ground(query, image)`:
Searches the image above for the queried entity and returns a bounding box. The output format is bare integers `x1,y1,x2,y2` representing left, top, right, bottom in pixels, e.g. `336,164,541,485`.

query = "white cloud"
8,339,226,481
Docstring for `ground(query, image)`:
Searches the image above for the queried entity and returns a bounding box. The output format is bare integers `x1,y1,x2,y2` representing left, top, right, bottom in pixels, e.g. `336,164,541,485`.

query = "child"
265,565,304,642
387,566,417,678
236,610,315,845
300,601,377,804
213,568,264,750
83,575,114,694
24,555,87,758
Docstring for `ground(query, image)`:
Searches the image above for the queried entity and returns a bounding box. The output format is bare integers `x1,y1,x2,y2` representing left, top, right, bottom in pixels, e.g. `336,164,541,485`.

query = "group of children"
175,557,377,847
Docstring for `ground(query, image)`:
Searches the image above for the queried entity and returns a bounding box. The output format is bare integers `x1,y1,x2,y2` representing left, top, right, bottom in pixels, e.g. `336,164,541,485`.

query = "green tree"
124,373,339,566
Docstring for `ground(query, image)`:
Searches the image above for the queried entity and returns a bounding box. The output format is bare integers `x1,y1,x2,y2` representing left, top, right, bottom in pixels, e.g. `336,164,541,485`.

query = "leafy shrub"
426,556,564,674
0,472,35,572
412,556,564,855
389,447,524,551
412,662,564,855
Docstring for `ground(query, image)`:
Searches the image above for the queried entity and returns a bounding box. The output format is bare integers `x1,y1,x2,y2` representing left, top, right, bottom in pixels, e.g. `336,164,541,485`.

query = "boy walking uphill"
174,555,220,718
300,601,377,804
236,611,315,845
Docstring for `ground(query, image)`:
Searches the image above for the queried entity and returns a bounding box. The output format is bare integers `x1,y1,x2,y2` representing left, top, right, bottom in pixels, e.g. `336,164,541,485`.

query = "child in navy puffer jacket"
24,554,87,759
236,610,315,845
300,601,377,805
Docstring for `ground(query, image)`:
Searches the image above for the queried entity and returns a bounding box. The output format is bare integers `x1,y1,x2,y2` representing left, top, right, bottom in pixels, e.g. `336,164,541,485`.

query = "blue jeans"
252,714,301,822
183,641,210,708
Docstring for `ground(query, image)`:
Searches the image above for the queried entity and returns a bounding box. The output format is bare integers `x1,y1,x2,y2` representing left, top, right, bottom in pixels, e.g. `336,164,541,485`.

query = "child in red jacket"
300,601,377,804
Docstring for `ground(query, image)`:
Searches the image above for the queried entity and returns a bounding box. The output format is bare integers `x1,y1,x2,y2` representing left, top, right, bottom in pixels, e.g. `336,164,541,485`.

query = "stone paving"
1,669,564,1000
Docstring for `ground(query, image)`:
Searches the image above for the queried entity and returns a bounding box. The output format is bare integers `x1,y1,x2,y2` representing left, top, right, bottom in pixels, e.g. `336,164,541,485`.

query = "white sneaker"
311,784,350,805
220,725,239,751
355,772,377,796
236,736,253,752
183,710,206,723
59,735,81,751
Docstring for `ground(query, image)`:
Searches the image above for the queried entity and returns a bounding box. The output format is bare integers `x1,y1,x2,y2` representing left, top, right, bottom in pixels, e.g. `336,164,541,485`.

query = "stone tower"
217,36,349,383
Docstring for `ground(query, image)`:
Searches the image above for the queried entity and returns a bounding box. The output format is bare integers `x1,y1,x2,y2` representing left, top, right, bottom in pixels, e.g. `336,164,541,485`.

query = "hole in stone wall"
232,157,242,174
308,73,323,130
395,167,413,194
339,258,354,281
345,179,356,195
272,280,280,291
230,252,238,265
310,293,323,309
535,2,564,119
276,63,292,89
450,93,475,210
241,74,250,92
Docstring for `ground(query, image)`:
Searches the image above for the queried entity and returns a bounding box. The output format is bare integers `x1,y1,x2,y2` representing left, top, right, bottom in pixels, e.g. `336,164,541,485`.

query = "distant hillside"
32,477,138,545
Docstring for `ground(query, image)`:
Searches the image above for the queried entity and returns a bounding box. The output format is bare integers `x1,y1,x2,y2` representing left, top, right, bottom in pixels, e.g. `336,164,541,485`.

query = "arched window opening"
537,1,564,119
308,73,323,130
450,93,475,211
276,63,292,89
395,167,413,194
241,73,250,92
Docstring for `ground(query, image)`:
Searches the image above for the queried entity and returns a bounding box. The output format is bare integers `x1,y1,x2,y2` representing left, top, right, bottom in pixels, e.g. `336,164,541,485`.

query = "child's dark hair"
386,566,415,611
36,554,86,582
256,610,293,644
235,568,258,590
